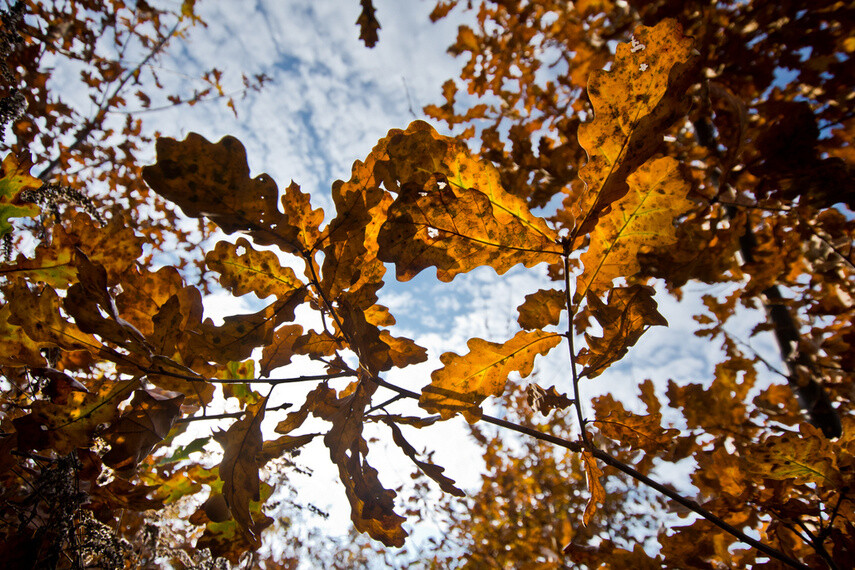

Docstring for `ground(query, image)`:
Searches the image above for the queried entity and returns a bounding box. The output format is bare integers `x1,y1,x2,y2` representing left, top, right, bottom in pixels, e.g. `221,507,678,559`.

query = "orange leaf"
377,121,561,282
574,19,695,239
259,323,303,377
592,393,680,451
420,329,563,422
517,288,566,330
7,283,100,353
577,284,668,379
581,451,605,526
576,157,693,299
206,237,306,299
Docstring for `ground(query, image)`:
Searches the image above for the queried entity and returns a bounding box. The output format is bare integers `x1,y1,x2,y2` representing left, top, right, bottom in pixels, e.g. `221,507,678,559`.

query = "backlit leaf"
577,284,668,379
377,121,561,282
517,288,566,330
213,396,268,544
0,153,41,237
387,421,464,496
576,157,693,299
582,451,605,526
420,329,563,422
743,424,841,486
574,19,695,239
206,237,306,300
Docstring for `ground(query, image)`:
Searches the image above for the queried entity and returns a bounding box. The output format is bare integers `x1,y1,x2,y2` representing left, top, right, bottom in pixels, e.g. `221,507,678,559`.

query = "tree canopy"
0,1,853,568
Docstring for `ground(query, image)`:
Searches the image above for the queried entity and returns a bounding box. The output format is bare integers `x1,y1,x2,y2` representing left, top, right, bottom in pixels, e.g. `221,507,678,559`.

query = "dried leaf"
420,329,563,422
577,285,668,379
387,422,464,496
743,424,841,486
527,383,576,416
378,121,561,282
582,451,605,526
517,288,566,330
356,0,380,48
102,389,185,475
213,396,268,544
0,153,41,238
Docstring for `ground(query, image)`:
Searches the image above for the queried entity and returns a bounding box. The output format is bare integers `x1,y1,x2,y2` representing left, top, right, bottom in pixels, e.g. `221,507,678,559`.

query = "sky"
64,0,788,562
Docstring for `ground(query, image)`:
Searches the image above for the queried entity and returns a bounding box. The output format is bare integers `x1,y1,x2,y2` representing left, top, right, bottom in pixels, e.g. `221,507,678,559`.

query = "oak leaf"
526,383,576,416
0,153,41,238
377,121,561,282
574,19,695,239
387,421,464,496
577,285,668,378
205,237,306,300
420,329,563,422
213,396,268,544
102,389,185,476
576,157,693,299
743,424,841,486
581,451,605,526
516,288,566,330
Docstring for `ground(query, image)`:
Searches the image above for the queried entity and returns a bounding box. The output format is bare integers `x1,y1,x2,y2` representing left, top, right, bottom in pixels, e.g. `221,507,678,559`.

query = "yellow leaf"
743,424,841,486
206,237,305,299
0,153,41,238
420,329,562,422
574,19,694,240
576,157,693,299
377,121,561,282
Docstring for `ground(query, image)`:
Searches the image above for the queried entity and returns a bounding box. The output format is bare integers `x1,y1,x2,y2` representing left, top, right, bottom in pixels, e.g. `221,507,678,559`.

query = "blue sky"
78,0,788,559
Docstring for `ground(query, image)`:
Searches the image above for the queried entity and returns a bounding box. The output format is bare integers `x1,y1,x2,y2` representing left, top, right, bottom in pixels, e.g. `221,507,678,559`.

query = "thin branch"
367,375,810,570
142,367,354,385
175,402,293,424
562,240,590,449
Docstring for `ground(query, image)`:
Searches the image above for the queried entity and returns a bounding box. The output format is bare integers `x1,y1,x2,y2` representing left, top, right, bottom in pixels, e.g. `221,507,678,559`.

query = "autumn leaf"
743,424,841,486
205,237,306,299
574,19,695,239
576,285,668,379
213,395,268,544
517,288,566,330
576,157,694,299
377,120,561,282
142,133,306,253
260,323,303,377
13,380,136,455
0,153,41,238
387,421,464,496
420,329,563,422
356,0,380,48
582,451,605,526
102,389,185,476
592,393,680,451
0,302,47,367
7,283,101,353
526,383,576,416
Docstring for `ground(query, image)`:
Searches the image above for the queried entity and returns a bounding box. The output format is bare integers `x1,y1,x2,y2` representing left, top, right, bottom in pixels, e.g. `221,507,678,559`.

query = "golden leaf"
576,157,693,299
577,285,668,378
582,451,605,526
206,237,306,299
377,121,561,282
517,288,566,330
420,329,563,422
574,19,694,239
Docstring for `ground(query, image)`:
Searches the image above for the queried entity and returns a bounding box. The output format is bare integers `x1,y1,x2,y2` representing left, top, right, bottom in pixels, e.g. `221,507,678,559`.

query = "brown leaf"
102,389,185,476
356,0,380,48
526,383,576,416
377,121,561,282
581,451,605,526
260,323,303,377
387,421,464,496
517,288,566,330
420,329,563,422
213,396,268,544
577,285,668,379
